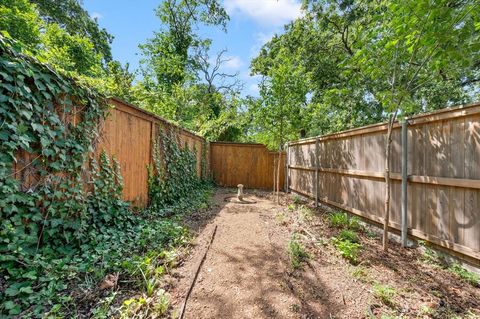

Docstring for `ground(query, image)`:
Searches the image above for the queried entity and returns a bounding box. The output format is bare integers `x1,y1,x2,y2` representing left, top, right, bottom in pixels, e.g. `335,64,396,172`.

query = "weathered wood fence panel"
98,98,206,207
210,142,285,190
287,103,480,264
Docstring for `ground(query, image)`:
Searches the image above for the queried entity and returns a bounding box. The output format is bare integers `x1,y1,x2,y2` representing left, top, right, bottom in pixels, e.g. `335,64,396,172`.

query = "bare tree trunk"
276,149,281,204
383,111,398,251
273,156,276,193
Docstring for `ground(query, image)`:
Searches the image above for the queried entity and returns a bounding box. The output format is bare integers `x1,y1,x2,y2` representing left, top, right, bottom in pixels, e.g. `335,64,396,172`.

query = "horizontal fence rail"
287,102,480,264
210,142,285,190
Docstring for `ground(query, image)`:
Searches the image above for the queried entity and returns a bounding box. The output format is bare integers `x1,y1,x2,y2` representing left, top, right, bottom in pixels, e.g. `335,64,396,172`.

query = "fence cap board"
211,141,267,147
288,101,480,146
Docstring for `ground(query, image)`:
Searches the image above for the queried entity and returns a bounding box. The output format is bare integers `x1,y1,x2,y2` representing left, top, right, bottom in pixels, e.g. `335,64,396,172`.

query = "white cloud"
223,56,243,70
91,12,103,20
224,0,302,26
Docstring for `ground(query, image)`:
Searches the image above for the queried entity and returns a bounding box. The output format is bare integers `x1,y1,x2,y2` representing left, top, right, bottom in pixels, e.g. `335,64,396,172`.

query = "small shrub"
332,238,361,263
329,212,363,231
339,229,360,243
288,237,310,269
373,283,396,307
329,212,350,228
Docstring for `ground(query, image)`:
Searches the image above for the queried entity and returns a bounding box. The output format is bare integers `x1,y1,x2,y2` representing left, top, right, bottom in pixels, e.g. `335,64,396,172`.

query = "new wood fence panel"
97,98,207,207
210,142,285,190
14,97,208,209
288,103,480,263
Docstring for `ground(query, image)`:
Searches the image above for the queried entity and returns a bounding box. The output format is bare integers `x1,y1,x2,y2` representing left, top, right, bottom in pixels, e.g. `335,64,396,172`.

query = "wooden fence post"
401,120,408,247
315,138,319,207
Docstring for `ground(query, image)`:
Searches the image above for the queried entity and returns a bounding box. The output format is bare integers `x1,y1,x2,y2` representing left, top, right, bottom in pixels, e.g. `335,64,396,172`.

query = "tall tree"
139,0,229,91
352,0,480,250
31,0,114,65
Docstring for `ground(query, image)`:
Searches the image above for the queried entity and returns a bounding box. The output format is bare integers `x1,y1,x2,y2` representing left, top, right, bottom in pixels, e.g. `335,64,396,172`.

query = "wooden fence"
210,142,285,190
14,97,207,208
98,98,206,207
287,103,480,264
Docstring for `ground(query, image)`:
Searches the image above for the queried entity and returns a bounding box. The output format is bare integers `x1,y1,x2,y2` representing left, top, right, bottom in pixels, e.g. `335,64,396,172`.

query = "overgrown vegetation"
0,36,212,317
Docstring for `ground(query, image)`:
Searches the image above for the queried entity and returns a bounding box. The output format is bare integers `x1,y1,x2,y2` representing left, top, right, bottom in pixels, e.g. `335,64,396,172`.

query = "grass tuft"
373,283,397,308
288,236,310,269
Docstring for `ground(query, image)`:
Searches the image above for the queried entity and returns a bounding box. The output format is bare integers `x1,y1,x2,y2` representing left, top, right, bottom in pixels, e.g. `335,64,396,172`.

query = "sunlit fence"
287,103,480,264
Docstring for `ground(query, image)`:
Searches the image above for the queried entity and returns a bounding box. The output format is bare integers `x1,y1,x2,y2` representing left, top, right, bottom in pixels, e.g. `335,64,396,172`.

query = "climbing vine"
148,129,203,214
0,36,213,317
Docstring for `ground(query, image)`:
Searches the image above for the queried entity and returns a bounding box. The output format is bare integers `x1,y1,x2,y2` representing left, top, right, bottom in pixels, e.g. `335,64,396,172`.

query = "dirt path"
172,191,296,318
168,189,480,319
170,190,355,319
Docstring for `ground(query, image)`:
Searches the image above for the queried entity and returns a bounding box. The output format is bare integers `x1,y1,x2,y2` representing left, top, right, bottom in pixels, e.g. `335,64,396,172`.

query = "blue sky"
83,0,302,96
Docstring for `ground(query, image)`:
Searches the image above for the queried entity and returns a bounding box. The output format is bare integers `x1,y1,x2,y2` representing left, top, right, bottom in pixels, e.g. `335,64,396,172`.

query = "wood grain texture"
210,142,285,190
14,98,207,208
289,103,480,262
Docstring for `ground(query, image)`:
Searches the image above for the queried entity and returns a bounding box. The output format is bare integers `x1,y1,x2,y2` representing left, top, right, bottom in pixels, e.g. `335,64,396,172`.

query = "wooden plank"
464,115,480,252
450,117,465,246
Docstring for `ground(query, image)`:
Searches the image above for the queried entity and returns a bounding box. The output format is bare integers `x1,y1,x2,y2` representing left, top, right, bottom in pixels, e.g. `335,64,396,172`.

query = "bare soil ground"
164,188,480,319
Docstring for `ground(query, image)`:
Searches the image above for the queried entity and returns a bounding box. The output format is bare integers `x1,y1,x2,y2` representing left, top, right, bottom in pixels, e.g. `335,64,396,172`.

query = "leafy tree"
42,23,103,77
0,0,42,47
31,0,114,65
104,61,135,103
351,0,480,250
139,0,228,91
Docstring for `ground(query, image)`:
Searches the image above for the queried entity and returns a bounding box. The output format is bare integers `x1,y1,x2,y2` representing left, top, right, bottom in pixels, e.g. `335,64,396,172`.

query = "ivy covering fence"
0,36,211,317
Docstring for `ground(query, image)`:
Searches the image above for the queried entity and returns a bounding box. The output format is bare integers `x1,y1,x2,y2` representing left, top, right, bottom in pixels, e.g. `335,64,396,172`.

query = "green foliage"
328,211,362,231
250,0,480,142
339,229,359,243
148,129,206,213
42,23,103,77
332,237,362,264
139,0,228,91
31,0,114,64
288,236,310,269
448,263,480,287
0,0,42,47
373,283,397,308
0,37,212,317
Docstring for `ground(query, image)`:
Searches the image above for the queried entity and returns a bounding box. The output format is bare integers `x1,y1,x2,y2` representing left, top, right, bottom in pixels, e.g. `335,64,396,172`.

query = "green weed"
448,263,480,287
329,211,362,231
288,237,310,269
332,238,362,263
339,229,360,243
373,283,397,307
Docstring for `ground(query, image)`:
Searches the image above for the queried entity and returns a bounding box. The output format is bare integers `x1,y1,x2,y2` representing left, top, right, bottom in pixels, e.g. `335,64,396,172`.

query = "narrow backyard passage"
170,189,366,318
169,189,480,319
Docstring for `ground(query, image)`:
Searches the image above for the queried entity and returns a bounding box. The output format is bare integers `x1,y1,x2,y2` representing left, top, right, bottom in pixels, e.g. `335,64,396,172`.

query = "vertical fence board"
288,103,480,263
209,142,285,190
